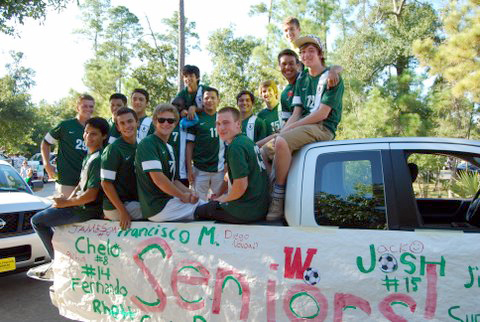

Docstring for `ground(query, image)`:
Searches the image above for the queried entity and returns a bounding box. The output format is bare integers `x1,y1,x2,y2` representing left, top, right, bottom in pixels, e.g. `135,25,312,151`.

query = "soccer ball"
378,253,398,273
303,267,321,285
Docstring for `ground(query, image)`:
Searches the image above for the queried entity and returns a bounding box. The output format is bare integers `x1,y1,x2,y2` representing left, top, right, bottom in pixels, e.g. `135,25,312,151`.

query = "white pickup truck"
49,137,480,321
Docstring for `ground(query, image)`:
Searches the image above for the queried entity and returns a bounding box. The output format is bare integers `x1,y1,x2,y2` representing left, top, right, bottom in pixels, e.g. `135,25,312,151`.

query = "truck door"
292,143,395,228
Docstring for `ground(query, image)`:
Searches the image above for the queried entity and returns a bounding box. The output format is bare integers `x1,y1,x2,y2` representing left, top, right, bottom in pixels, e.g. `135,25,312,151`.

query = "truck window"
408,153,478,199
314,151,386,229
406,152,480,229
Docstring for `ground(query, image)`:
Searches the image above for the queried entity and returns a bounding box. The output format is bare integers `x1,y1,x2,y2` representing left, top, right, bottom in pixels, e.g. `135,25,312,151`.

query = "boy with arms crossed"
135,104,202,221
131,88,155,142
107,93,128,144
237,90,267,143
41,94,95,197
194,107,269,223
31,117,109,279
101,107,142,230
258,80,282,135
267,35,344,220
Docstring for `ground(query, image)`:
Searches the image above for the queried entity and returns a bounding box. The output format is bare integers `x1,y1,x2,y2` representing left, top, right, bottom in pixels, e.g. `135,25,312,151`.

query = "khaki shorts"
262,123,333,161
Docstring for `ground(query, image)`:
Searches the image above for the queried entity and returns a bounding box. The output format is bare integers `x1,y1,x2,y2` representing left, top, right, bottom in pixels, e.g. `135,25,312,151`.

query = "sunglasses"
157,118,176,124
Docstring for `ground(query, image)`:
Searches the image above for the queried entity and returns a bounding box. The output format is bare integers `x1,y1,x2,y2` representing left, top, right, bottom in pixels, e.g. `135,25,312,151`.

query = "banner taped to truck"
51,220,479,321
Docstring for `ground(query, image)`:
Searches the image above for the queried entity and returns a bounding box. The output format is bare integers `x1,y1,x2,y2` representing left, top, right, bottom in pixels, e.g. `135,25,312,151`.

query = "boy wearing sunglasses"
135,104,203,221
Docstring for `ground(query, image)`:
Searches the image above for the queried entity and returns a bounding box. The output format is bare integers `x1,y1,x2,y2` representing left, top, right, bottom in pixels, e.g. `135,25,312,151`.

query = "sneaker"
266,197,284,221
27,262,54,282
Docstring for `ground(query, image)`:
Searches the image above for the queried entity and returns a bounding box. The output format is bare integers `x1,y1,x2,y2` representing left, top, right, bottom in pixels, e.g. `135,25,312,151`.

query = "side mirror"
31,180,44,192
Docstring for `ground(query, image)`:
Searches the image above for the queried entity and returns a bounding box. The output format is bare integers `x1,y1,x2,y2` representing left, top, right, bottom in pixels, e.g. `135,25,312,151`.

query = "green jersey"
187,111,225,173
72,149,103,220
107,118,121,145
292,67,344,137
169,124,188,180
44,118,87,186
174,84,208,110
257,104,281,136
241,115,267,143
135,134,177,218
100,137,138,210
220,134,269,221
137,116,155,142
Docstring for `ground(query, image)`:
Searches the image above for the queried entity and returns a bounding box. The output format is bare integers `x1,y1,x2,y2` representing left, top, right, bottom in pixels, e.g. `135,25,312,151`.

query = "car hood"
0,191,52,213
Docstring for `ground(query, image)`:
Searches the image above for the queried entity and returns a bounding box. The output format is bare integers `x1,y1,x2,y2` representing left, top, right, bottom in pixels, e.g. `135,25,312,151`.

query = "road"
0,182,73,322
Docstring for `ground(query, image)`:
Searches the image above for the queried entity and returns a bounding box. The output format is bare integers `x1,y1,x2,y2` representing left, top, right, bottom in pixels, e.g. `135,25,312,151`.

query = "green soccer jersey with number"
135,134,177,218
72,149,103,220
44,118,87,186
107,118,121,145
257,104,281,136
241,115,267,143
292,67,344,137
187,111,225,173
220,134,269,221
169,124,188,180
100,137,138,210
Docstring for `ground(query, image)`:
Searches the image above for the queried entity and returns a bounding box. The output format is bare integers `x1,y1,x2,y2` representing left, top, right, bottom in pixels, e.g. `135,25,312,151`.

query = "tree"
0,75,35,153
75,0,111,53
0,0,70,35
207,28,262,106
5,51,35,95
131,11,198,104
80,4,143,116
330,0,440,139
413,0,480,101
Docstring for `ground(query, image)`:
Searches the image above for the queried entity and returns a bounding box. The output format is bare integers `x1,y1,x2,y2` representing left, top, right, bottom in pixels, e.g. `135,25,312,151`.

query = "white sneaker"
266,197,284,221
27,262,54,282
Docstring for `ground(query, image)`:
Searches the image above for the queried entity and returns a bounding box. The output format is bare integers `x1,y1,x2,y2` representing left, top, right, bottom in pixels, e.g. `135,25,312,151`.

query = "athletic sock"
272,183,286,200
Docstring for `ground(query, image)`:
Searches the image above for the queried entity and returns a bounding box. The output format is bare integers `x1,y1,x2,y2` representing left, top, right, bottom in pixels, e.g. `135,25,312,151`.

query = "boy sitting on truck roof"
267,35,344,221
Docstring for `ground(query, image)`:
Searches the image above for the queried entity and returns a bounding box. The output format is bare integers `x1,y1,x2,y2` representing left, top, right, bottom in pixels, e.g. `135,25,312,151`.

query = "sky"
0,0,269,104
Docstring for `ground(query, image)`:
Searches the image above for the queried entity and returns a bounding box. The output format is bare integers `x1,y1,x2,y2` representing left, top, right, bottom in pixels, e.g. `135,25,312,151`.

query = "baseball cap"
294,35,323,52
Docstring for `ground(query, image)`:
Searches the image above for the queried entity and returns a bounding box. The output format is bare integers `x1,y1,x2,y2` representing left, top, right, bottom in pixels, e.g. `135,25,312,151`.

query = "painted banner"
51,220,480,321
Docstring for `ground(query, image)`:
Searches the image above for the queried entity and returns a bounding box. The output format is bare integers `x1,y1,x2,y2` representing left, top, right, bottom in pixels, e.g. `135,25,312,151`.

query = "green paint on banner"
138,244,166,260
391,301,409,307
135,296,161,307
343,306,357,311
222,276,242,295
289,292,320,319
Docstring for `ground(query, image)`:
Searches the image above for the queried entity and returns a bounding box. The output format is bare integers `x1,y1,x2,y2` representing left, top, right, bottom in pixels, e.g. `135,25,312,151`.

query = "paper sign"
51,220,480,321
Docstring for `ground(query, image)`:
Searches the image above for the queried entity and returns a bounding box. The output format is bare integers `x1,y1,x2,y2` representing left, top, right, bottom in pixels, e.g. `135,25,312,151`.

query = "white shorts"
148,198,206,222
103,201,143,221
193,166,225,201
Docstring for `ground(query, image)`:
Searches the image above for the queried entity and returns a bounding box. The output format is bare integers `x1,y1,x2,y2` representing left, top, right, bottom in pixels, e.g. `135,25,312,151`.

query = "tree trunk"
178,0,185,92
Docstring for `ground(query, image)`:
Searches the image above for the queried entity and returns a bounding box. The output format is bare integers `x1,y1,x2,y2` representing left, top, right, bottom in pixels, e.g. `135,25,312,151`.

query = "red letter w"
283,247,317,279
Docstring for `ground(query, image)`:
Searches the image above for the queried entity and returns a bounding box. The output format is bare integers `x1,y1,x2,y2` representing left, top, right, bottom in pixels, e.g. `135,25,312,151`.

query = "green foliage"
0,0,70,35
207,27,262,106
413,0,480,101
0,75,35,153
450,171,480,198
80,3,143,114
